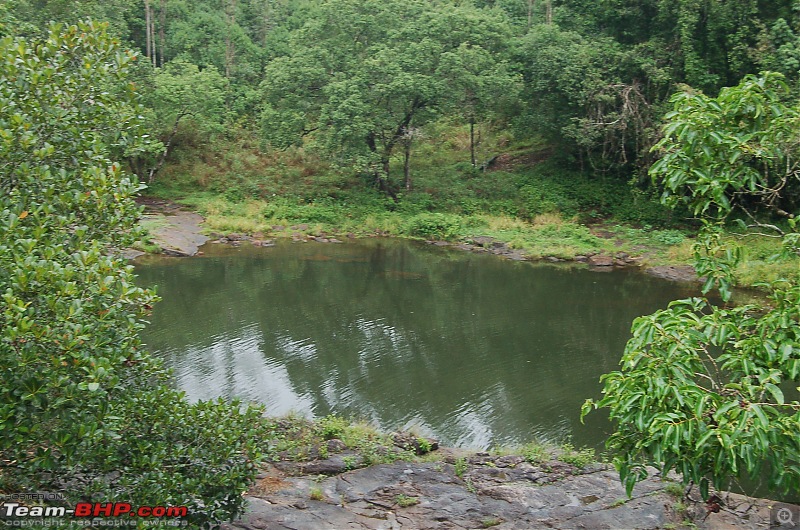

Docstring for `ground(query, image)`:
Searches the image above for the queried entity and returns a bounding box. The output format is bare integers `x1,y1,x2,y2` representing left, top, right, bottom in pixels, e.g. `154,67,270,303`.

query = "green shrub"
317,415,348,440
404,213,463,240
651,229,686,245
0,23,264,527
558,443,595,469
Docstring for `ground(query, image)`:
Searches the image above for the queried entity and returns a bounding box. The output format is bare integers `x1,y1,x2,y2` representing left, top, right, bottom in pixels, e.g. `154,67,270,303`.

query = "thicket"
583,73,800,500
0,22,268,527
6,0,800,203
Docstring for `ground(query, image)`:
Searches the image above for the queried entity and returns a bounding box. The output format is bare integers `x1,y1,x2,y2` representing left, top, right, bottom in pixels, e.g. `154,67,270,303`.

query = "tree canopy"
260,0,516,193
583,73,800,500
0,21,265,526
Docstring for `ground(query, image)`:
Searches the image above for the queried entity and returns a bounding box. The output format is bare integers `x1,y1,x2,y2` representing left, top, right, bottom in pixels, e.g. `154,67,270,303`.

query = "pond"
135,238,703,450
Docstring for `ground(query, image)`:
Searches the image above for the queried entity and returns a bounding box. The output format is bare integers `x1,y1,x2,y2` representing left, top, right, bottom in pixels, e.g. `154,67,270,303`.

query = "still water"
136,238,702,450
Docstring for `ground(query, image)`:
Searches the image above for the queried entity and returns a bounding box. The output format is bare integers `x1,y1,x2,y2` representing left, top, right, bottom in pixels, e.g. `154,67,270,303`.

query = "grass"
664,481,686,498
454,457,468,478
263,414,415,466
308,487,324,501
394,494,420,507
520,441,550,464
481,517,503,527
557,443,595,469
142,125,798,290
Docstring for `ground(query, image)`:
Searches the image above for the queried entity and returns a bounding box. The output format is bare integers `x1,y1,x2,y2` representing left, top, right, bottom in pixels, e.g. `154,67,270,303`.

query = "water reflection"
136,239,702,449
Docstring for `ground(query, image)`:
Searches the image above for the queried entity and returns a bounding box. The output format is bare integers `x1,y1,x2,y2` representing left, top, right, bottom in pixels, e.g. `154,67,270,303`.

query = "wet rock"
271,225,285,232
301,452,365,475
468,453,495,466
504,251,527,261
392,432,439,455
225,460,707,530
470,236,496,248
290,223,309,231
545,256,564,263
646,265,700,283
226,233,243,241
573,255,589,262
326,439,346,454
494,455,525,468
135,204,208,257
588,254,614,267
161,248,192,257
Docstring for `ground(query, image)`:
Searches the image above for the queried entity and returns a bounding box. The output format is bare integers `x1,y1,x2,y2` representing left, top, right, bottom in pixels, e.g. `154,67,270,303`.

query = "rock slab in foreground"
222,460,756,530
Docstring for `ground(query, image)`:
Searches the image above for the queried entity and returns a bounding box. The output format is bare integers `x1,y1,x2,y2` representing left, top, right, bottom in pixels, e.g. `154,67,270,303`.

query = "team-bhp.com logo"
1,493,188,527
4,503,187,518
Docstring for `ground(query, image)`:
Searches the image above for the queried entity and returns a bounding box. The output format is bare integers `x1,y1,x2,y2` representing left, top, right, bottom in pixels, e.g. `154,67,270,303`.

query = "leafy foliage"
0,22,265,526
260,0,515,192
652,72,800,219
404,212,463,240
583,72,800,500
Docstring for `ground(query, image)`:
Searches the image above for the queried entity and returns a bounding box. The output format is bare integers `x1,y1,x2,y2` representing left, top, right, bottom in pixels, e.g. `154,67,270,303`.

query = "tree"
0,21,265,526
513,24,651,170
653,72,800,225
582,73,800,500
438,43,520,167
129,58,228,183
260,0,512,195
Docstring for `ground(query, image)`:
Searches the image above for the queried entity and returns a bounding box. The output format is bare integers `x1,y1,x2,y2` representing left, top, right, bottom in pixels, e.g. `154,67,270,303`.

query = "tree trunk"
527,0,535,30
470,119,476,167
147,110,187,184
404,139,412,191
545,0,552,25
145,0,152,64
225,0,236,78
159,0,166,67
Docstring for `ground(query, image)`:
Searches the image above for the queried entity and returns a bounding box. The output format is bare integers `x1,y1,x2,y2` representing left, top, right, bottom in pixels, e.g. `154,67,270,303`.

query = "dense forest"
1,1,800,525
5,0,800,205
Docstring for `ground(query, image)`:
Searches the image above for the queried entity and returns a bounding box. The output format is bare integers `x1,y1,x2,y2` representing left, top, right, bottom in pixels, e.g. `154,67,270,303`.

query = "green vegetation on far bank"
142,130,799,290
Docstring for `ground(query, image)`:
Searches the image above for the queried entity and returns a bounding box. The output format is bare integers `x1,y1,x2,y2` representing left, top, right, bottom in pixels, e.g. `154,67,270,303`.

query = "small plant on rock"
309,487,324,501
455,457,468,478
558,443,595,469
394,494,420,507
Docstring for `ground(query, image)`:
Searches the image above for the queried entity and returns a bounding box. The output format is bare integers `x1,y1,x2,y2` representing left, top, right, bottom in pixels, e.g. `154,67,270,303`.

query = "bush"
0,22,264,526
404,213,463,240
650,229,686,245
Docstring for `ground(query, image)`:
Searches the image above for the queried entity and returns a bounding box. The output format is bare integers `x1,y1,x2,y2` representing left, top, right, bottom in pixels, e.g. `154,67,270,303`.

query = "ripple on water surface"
137,238,704,449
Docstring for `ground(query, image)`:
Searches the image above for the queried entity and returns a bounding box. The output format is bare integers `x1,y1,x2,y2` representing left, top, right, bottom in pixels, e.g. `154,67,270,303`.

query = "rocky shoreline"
133,199,701,285
222,443,776,530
